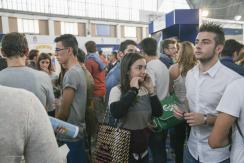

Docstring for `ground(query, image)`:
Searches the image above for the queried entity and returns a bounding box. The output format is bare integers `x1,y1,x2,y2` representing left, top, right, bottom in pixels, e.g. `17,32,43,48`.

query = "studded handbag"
94,108,131,163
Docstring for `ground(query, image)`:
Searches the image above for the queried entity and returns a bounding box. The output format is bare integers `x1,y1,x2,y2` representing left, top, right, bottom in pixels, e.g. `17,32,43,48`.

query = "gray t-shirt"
59,64,87,141
0,66,55,111
0,86,61,163
109,86,152,130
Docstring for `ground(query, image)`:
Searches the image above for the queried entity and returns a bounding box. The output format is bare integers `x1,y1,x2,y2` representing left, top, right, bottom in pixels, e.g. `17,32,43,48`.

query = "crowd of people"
0,22,244,163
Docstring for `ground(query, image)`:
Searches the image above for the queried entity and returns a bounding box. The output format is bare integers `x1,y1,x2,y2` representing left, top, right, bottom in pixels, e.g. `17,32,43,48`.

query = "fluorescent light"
201,10,209,17
234,15,242,21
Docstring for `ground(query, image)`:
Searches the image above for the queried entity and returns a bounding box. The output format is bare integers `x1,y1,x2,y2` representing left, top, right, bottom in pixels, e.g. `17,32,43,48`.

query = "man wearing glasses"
159,39,178,68
54,34,87,163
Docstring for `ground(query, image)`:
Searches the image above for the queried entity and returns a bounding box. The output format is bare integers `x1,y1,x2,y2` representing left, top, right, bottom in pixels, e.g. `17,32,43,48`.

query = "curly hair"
1,32,28,58
177,41,197,76
37,53,52,73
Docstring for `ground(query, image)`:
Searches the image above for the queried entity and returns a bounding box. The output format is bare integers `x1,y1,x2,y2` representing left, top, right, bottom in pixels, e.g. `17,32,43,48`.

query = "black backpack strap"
229,120,243,151
236,121,243,138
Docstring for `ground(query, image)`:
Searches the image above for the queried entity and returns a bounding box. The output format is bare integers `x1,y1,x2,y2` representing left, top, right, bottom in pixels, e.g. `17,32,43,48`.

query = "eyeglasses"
55,48,68,53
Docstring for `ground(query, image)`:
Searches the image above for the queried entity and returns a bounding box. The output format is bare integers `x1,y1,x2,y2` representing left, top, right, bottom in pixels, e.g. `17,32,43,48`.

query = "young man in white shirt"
174,23,241,163
209,78,244,163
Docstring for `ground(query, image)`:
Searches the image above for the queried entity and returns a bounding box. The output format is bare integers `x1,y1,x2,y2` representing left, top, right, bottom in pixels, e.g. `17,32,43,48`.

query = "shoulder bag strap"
236,121,244,138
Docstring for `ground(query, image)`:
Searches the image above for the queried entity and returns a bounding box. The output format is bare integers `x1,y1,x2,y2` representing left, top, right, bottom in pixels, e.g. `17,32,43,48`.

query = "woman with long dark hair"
109,52,162,163
37,52,59,116
37,53,52,74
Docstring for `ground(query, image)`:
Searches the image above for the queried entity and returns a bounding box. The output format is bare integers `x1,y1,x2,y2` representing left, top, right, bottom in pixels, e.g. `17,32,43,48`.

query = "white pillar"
48,19,55,36
142,27,147,38
86,21,91,37
2,16,9,33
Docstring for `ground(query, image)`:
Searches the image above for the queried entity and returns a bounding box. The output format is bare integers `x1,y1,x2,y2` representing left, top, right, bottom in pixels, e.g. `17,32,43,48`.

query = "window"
0,0,191,22
68,0,86,16
124,26,136,38
159,0,190,14
61,22,78,35
102,6,116,19
49,0,68,15
96,24,110,36
17,18,39,34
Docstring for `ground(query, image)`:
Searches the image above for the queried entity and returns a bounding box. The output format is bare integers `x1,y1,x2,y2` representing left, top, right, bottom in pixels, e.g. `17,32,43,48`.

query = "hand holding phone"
130,77,141,89
142,74,155,95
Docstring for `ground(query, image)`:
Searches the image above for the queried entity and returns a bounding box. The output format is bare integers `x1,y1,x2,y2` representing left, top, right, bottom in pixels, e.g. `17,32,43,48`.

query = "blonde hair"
177,41,197,76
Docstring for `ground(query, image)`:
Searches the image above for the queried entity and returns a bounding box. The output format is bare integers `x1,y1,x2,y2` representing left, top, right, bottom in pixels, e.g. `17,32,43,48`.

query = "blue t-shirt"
86,52,106,71
159,53,173,68
105,62,121,99
220,56,244,76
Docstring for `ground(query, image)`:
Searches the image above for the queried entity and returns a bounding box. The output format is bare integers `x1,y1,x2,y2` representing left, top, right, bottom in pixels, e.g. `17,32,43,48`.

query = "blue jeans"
60,139,87,163
149,122,186,163
184,146,230,163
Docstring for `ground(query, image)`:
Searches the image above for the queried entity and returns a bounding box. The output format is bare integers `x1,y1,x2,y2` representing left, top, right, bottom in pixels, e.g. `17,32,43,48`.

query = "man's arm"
106,65,120,96
208,112,236,148
56,87,75,121
184,112,217,126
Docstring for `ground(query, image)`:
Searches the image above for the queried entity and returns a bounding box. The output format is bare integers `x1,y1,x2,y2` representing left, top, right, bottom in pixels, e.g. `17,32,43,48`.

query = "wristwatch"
203,114,207,125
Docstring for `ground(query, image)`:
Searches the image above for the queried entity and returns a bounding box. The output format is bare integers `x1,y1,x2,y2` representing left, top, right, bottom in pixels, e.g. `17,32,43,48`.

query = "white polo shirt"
216,78,244,163
185,61,241,163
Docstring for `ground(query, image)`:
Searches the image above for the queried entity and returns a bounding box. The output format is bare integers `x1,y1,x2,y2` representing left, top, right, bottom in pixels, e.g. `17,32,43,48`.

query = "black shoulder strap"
236,121,243,138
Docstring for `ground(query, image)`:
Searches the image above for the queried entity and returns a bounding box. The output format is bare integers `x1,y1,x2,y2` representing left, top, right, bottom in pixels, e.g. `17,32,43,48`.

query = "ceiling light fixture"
234,15,242,21
201,10,209,17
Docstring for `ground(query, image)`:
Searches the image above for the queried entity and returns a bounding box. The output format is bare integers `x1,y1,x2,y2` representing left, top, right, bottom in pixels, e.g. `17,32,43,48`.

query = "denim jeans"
184,146,230,163
149,130,167,163
59,139,87,163
170,122,186,163
149,122,186,163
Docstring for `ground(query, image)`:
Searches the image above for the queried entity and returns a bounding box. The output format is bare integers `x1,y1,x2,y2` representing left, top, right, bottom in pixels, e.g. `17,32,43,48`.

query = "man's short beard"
198,49,216,64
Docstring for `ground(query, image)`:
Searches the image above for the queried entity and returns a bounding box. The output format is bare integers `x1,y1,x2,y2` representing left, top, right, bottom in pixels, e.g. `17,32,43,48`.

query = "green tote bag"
153,93,184,131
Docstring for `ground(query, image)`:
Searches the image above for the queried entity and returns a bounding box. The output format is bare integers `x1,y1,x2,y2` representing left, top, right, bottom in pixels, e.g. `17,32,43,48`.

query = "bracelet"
203,114,207,125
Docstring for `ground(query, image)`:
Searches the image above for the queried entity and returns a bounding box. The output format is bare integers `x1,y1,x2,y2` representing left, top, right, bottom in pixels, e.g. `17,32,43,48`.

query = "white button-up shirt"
185,61,241,163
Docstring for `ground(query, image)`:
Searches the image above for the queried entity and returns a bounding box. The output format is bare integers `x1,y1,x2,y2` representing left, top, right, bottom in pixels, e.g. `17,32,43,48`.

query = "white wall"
26,35,135,53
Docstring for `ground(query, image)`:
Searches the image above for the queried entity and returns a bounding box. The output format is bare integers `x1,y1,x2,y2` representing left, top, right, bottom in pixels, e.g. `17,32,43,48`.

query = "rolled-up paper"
49,117,79,138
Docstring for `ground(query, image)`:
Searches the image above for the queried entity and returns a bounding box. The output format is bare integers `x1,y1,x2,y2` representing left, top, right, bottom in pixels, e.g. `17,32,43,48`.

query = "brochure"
49,116,79,138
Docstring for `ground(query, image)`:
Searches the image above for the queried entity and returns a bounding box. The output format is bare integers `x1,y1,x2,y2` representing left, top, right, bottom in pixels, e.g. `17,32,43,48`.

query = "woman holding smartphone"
108,52,162,163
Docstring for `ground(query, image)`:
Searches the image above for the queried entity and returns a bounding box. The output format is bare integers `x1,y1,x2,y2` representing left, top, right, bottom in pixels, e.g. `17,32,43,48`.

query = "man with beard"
174,23,241,163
